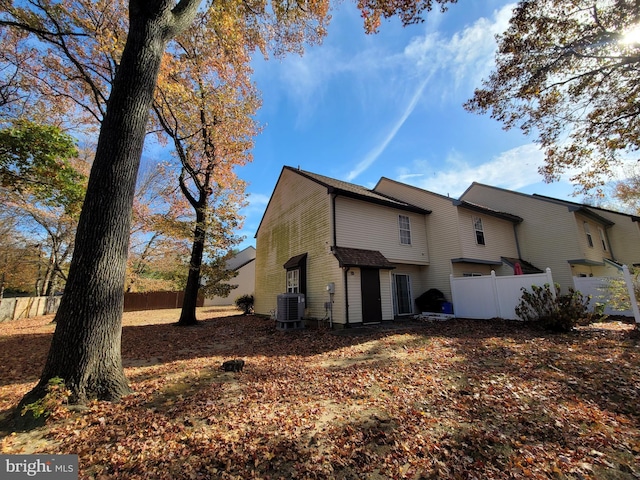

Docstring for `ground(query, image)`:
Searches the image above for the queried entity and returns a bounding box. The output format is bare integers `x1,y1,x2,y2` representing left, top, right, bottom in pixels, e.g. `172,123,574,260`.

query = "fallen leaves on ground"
1,308,639,479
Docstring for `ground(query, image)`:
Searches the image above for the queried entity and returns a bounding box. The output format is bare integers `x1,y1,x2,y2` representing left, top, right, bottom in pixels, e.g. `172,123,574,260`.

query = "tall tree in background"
153,10,258,326
614,170,640,214
127,161,192,293
1,0,458,405
466,0,640,194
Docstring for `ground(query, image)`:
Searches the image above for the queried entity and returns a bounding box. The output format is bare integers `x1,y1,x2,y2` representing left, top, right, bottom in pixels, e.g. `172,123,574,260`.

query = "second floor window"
598,227,608,251
584,222,593,248
473,216,485,245
399,215,411,245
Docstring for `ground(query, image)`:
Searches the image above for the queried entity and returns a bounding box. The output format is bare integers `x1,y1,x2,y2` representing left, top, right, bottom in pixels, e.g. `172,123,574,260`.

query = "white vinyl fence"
450,268,555,320
0,295,61,322
573,265,640,323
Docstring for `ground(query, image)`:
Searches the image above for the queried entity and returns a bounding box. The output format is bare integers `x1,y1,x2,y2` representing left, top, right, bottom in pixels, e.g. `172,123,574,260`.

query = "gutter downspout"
604,225,616,261
343,267,350,328
513,223,522,259
331,192,337,247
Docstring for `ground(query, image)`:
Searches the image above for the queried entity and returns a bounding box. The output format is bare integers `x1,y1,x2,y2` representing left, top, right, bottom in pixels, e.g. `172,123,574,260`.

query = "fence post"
491,270,501,318
545,268,556,297
449,274,455,311
622,265,640,324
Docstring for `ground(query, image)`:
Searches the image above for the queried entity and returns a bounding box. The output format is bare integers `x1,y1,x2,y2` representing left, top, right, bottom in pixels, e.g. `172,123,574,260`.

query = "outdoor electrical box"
326,282,335,294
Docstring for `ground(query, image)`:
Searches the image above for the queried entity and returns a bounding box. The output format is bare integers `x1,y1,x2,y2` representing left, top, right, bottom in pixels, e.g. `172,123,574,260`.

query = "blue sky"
230,1,585,250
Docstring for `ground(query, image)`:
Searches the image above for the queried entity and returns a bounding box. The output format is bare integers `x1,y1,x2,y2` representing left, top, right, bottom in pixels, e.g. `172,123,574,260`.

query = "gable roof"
463,182,636,226
287,167,431,215
226,246,256,271
255,167,431,237
376,177,521,223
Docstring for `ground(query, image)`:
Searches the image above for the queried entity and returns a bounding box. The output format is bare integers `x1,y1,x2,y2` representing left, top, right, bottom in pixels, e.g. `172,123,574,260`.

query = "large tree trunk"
21,0,200,407
178,208,207,326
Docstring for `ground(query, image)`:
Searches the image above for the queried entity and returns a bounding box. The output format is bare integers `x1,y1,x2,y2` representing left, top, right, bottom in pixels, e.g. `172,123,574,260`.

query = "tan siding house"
254,168,334,320
256,170,637,326
460,184,638,291
374,178,526,300
255,167,430,327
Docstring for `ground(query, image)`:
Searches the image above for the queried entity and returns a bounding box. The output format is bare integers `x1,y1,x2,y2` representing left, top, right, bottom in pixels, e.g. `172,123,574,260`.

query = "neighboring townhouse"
533,194,640,272
374,177,533,301
204,246,256,306
255,167,540,327
254,166,431,327
460,183,640,291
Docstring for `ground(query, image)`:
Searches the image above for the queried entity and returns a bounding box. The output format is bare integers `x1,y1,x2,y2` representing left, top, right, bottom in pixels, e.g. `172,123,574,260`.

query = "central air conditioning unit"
276,293,305,330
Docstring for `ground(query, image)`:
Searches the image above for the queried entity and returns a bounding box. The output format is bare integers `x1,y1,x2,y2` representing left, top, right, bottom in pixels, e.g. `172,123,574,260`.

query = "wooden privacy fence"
123,291,203,312
0,291,204,321
450,268,555,320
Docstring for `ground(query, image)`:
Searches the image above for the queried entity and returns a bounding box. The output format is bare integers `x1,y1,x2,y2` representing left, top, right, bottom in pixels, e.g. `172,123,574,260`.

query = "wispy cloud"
397,143,546,197
345,76,430,181
404,4,515,93
345,4,515,181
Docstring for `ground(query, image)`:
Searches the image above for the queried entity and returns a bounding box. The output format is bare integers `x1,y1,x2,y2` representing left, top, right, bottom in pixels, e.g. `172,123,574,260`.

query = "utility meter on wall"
326,282,335,294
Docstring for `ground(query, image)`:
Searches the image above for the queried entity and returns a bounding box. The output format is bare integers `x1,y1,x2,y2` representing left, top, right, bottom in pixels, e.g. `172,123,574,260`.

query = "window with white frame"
584,222,593,248
286,269,299,293
598,227,607,251
398,215,412,245
473,216,485,245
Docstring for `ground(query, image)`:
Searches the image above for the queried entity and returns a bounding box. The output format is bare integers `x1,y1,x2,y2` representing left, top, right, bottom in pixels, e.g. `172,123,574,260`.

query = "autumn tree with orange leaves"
466,0,640,194
0,0,457,408
152,10,259,326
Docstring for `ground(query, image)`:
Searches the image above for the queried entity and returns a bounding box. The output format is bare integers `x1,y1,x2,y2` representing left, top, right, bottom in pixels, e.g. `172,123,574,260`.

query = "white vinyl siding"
461,184,590,291
334,196,429,265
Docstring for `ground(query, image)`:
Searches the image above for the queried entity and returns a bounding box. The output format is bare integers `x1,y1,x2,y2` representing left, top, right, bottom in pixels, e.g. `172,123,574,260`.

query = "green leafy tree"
0,121,84,215
200,252,239,300
466,0,640,194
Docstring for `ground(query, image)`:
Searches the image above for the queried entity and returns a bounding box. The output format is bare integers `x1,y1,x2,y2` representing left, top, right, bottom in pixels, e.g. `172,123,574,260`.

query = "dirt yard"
1,308,639,479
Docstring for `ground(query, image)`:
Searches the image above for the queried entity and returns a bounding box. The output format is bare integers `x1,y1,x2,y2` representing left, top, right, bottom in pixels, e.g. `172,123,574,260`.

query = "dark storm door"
361,268,382,324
